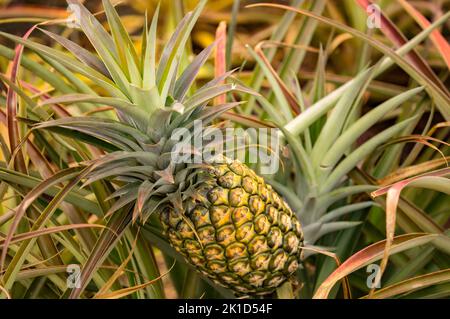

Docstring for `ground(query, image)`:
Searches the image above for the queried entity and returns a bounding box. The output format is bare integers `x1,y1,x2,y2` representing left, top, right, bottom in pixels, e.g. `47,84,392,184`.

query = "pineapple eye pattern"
160,161,304,295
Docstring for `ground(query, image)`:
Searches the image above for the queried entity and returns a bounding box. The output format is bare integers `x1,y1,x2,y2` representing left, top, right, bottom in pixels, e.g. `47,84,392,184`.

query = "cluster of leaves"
0,0,449,299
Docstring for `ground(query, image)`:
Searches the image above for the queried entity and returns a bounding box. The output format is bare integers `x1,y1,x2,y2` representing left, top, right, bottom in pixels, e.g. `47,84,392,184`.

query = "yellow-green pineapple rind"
160,161,304,295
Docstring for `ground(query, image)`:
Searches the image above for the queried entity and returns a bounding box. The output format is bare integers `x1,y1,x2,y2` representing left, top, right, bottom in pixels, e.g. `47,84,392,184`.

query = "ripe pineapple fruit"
2,0,304,295
160,160,303,295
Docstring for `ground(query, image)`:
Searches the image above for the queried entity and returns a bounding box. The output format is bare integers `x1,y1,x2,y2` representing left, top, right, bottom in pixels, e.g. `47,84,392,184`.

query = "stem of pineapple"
276,281,295,299
181,269,199,298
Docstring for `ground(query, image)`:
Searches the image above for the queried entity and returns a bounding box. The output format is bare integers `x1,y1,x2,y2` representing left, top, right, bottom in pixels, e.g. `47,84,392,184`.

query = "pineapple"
160,160,303,295
0,0,304,295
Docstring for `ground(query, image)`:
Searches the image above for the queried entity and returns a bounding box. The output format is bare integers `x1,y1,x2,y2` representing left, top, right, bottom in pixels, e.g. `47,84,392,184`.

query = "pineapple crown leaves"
0,0,253,133
10,0,255,155
0,0,261,227
78,5,249,216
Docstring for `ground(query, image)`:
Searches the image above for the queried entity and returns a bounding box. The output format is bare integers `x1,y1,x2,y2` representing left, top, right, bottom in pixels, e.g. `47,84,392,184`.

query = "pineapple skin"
160,160,304,295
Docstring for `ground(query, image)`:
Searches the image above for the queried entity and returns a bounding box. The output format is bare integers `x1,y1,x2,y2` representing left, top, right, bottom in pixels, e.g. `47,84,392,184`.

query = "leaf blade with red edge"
313,233,438,299
355,0,448,96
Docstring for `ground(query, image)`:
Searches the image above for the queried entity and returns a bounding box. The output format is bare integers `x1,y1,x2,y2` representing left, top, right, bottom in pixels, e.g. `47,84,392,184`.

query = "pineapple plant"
0,0,305,296
0,0,448,300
